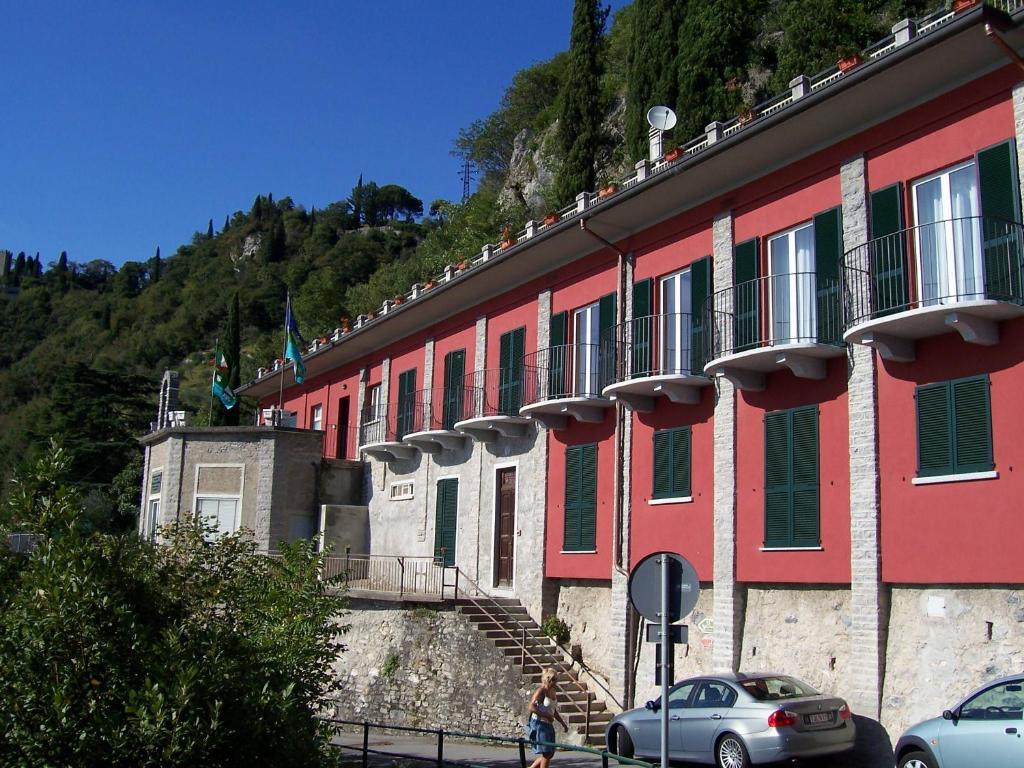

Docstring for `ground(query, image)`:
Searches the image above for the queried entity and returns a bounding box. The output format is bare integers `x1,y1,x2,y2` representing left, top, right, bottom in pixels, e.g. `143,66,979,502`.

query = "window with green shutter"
499,327,525,414
564,443,597,551
734,239,761,352
396,368,416,439
442,349,465,430
977,140,1023,301
916,375,993,477
652,427,692,500
764,406,819,548
433,478,459,566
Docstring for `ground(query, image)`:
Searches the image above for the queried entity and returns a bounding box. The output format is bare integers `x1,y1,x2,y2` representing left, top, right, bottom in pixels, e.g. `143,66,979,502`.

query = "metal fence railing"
406,386,465,434
603,312,705,385
323,552,450,599
522,344,610,406
706,273,843,362
841,216,1024,328
458,368,525,421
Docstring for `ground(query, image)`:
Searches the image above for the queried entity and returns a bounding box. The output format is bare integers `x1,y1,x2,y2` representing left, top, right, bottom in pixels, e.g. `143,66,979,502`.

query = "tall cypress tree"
223,214,230,232
223,291,242,426
206,219,214,239
1,251,11,283
13,252,26,282
553,0,607,208
625,0,688,162
252,195,264,222
151,247,161,284
58,251,68,273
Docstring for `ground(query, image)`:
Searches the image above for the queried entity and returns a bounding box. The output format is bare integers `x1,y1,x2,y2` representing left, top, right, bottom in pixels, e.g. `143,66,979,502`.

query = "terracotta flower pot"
837,53,863,72
393,295,404,305
544,213,560,226
663,147,682,163
737,109,755,125
598,183,619,198
952,0,979,12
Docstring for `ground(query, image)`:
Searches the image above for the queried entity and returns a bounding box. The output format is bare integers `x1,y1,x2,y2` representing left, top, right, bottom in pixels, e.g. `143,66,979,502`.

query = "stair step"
459,604,530,617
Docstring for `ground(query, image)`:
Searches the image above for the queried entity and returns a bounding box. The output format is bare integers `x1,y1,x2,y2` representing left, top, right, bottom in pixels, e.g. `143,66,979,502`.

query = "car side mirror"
645,700,660,712
942,709,958,722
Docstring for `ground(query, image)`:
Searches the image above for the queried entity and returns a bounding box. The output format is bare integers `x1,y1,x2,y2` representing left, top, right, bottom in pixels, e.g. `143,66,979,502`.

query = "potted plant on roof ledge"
952,0,979,12
663,144,683,163
544,211,560,226
499,227,515,250
598,180,619,198
837,45,864,73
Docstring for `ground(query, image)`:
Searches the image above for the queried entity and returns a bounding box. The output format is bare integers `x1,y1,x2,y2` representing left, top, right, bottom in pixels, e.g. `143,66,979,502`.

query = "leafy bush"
0,442,348,767
541,614,571,645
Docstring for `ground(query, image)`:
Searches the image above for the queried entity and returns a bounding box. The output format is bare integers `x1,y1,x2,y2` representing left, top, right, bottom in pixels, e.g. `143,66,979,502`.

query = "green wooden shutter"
734,239,761,352
952,376,993,473
499,328,525,414
632,279,653,377
598,293,617,389
442,349,465,430
549,311,569,398
764,411,792,547
869,184,908,315
396,368,416,438
916,382,952,476
672,427,692,498
690,257,712,371
813,208,843,344
790,407,820,547
652,430,672,499
977,141,1022,300
433,478,458,566
564,444,597,551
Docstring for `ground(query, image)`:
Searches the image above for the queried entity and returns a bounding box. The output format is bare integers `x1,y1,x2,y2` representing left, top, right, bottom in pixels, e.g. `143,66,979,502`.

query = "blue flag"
284,296,306,384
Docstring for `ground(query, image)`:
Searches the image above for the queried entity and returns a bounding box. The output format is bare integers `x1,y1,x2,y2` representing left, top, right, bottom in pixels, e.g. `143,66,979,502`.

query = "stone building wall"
332,600,541,740
551,580,614,681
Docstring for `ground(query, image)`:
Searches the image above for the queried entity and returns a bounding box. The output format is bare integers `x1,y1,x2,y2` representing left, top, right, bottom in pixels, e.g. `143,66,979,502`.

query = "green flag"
212,344,238,409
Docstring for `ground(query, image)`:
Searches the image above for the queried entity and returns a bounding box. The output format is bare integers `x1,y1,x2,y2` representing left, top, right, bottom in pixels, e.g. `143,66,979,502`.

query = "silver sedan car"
605,672,856,767
894,673,1024,768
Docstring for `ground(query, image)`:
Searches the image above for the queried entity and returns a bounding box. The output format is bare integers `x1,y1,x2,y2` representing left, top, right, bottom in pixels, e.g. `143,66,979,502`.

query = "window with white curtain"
912,161,982,304
660,268,692,374
768,222,816,343
574,302,600,396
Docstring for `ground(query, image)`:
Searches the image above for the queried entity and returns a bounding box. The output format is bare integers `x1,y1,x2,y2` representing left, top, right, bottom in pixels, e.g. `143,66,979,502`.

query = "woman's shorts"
528,718,556,755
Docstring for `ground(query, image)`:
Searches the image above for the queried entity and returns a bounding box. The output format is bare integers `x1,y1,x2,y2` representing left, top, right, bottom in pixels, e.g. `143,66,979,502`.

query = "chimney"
648,126,664,162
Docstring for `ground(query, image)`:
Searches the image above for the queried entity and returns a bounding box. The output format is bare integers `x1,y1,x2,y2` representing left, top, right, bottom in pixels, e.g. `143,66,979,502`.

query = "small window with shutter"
916,375,993,477
764,405,819,549
652,427,692,500
564,443,597,552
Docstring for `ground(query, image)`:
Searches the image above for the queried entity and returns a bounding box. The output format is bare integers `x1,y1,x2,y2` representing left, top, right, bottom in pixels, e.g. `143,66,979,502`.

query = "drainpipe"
578,220,629,574
986,21,1024,76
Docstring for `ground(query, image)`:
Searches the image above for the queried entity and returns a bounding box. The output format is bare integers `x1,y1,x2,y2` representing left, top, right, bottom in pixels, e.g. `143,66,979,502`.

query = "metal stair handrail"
448,567,597,734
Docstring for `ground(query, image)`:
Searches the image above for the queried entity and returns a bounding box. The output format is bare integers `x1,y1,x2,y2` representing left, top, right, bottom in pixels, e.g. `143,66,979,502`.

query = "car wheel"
716,734,750,768
613,726,634,758
898,751,936,768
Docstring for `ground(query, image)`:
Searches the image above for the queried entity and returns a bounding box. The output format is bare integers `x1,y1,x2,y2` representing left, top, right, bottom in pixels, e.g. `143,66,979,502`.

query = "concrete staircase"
455,596,614,745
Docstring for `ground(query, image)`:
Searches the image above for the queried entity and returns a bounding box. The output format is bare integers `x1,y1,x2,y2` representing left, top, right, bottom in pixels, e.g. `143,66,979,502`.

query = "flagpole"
278,293,288,414
209,337,219,425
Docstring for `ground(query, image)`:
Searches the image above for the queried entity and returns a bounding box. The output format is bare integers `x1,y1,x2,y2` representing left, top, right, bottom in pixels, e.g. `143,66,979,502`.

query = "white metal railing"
322,552,451,599
261,1,1021,378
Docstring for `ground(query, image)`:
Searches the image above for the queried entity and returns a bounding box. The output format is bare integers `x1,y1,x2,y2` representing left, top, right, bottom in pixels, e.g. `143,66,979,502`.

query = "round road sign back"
628,551,700,623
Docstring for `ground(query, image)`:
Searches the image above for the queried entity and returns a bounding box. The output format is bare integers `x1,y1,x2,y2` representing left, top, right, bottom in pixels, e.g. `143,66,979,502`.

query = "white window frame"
192,463,245,541
310,403,323,431
146,467,163,542
573,301,600,397
389,480,415,501
911,160,983,304
365,384,381,422
768,221,816,343
659,267,692,374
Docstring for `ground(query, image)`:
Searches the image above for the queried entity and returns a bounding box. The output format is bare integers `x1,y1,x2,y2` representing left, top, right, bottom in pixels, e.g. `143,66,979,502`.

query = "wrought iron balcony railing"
603,312,706,383
841,216,1024,328
359,402,401,446
706,272,843,362
457,367,525,421
405,386,466,434
522,343,610,406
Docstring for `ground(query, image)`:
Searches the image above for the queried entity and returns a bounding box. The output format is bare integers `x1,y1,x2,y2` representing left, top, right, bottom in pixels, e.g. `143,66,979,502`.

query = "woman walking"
527,668,568,768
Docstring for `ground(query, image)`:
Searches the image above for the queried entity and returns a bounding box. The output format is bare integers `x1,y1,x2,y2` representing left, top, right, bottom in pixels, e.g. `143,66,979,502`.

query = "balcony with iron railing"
400,387,471,453
452,368,533,441
704,273,845,391
841,216,1024,361
600,313,712,410
520,343,615,428
358,402,416,461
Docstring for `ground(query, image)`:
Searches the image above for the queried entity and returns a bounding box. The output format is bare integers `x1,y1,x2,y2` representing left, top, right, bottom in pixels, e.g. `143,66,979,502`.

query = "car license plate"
806,712,832,725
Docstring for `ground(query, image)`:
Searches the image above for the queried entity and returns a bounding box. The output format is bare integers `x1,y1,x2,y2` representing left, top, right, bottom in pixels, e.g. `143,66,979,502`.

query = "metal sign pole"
660,554,669,768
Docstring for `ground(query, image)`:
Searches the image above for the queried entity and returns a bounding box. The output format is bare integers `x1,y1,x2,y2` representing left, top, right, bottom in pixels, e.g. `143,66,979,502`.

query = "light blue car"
895,673,1024,768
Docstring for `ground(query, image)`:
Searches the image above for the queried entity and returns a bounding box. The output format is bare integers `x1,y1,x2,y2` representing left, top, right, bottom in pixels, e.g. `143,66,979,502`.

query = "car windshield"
740,676,819,700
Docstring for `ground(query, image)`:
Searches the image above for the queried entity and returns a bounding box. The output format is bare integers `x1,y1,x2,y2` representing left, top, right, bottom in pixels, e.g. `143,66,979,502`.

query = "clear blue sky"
1,1,629,269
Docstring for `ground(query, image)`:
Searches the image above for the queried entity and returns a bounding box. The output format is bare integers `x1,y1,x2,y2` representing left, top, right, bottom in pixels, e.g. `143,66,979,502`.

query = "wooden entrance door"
495,467,516,587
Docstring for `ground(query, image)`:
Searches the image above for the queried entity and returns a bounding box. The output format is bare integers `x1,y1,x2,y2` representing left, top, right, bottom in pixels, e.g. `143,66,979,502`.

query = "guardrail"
459,367,524,420
324,552,454,599
603,312,705,383
326,718,654,768
407,386,465,433
522,343,609,406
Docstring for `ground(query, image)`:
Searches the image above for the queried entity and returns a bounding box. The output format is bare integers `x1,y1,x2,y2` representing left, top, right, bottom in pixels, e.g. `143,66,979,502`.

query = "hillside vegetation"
0,0,936,516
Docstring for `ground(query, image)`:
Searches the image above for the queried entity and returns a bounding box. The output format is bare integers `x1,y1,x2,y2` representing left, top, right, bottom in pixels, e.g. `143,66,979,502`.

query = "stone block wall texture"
332,601,541,740
882,586,1024,737
739,587,852,702
552,580,613,681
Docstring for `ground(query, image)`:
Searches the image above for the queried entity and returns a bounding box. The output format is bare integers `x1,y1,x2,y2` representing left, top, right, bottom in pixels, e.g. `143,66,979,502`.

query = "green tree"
625,0,688,161
0,443,347,767
207,218,214,239
151,246,161,283
223,291,242,427
553,0,608,207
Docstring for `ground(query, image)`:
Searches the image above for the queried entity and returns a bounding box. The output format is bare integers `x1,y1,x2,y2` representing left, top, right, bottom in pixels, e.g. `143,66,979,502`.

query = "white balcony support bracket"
492,420,528,439
715,367,765,392
529,412,570,430
361,444,416,462
610,392,655,412
776,352,826,380
945,312,999,346
860,331,915,362
563,403,606,423
657,382,702,405
456,426,499,444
